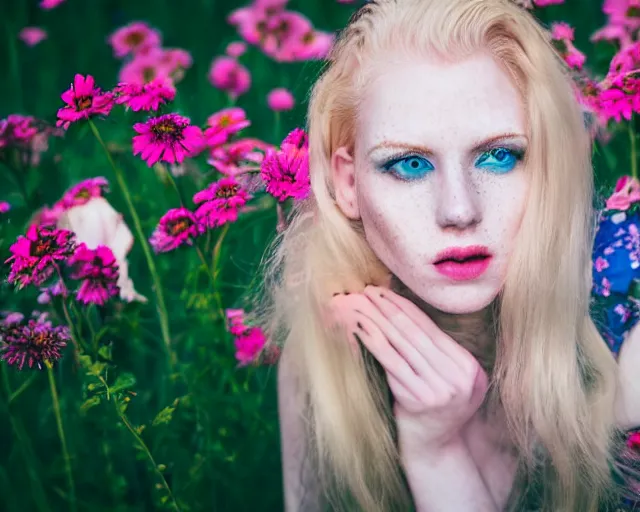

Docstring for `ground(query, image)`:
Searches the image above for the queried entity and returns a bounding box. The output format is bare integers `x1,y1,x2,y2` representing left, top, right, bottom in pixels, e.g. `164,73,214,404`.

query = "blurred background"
0,0,635,510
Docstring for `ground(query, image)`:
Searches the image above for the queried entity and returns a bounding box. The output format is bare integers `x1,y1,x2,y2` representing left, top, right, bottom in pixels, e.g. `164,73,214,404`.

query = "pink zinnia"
234,327,267,366
39,0,65,9
56,74,114,129
149,208,200,253
205,108,251,147
261,128,310,201
108,22,161,58
0,114,40,149
208,56,251,99
606,175,640,210
533,0,564,5
58,177,109,210
628,431,640,450
267,88,295,111
226,308,248,336
550,22,575,42
113,79,176,111
69,244,120,306
0,202,10,214
6,225,76,289
132,113,204,167
193,177,251,229
19,27,47,47
226,41,247,58
207,138,273,176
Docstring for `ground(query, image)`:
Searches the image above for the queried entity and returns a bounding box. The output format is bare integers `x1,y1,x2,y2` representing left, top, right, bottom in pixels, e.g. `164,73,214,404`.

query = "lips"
433,245,492,281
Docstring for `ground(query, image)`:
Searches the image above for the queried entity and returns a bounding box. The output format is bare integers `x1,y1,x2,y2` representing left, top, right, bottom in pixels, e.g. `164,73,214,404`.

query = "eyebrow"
365,132,529,158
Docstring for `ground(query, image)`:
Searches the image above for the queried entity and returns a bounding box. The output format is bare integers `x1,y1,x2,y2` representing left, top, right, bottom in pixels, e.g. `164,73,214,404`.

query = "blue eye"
475,147,523,173
381,155,434,181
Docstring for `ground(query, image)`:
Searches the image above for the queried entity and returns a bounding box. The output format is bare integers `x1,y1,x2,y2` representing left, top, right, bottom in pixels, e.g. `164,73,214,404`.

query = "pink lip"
433,245,492,282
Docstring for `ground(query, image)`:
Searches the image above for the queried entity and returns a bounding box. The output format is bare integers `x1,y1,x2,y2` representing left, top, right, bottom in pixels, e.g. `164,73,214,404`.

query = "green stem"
47,363,76,512
88,120,174,368
9,373,37,404
114,398,181,512
1,368,51,512
195,243,224,321
211,224,230,322
630,121,637,180
163,166,184,206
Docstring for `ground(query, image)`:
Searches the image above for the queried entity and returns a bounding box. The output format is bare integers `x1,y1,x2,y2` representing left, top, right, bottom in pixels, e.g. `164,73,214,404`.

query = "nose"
435,171,482,231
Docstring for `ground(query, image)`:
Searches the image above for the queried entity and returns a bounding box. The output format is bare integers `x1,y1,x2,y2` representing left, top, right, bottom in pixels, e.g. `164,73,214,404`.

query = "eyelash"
378,146,526,181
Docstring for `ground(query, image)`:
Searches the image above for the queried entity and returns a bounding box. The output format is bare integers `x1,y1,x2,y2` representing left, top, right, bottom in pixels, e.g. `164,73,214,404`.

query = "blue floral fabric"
591,206,640,509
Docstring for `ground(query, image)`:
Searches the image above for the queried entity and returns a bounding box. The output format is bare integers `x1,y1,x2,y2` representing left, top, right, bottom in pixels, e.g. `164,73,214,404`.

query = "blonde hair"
248,0,622,509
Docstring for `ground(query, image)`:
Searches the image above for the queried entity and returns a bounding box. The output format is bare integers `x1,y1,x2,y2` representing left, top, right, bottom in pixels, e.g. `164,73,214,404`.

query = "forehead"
356,51,527,149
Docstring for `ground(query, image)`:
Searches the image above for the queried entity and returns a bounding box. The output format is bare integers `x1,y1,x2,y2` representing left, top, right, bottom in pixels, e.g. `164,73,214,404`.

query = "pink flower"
606,175,640,210
149,208,200,253
225,308,248,335
132,113,204,167
39,0,65,9
0,114,41,149
208,56,251,99
108,22,161,58
0,202,10,214
19,27,47,47
629,431,640,450
69,244,120,306
118,51,171,85
113,78,176,111
550,22,574,42
6,225,76,288
267,88,295,111
533,0,564,5
58,177,109,210
207,138,273,176
193,177,251,229
261,128,310,201
226,41,247,58
234,327,267,366
205,108,251,147
56,74,114,129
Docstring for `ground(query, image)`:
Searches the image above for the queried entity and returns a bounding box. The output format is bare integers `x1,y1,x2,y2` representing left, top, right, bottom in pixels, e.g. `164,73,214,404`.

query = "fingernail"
356,321,363,330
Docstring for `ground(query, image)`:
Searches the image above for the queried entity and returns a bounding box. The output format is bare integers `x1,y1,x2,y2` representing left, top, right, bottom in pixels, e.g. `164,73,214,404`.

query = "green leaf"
80,396,101,414
152,405,175,427
111,373,136,393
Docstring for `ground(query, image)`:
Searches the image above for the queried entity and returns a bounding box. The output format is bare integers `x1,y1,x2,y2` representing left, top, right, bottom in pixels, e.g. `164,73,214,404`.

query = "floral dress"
591,191,640,510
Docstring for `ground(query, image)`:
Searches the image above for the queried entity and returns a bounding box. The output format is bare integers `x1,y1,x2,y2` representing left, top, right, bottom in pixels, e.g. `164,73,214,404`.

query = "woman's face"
331,51,530,314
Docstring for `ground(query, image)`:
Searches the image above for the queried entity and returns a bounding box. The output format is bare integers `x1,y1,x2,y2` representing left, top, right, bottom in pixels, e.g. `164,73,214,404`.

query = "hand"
329,285,489,452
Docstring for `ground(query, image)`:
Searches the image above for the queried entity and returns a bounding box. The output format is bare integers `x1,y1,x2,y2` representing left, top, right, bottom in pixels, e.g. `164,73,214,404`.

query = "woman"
251,0,640,509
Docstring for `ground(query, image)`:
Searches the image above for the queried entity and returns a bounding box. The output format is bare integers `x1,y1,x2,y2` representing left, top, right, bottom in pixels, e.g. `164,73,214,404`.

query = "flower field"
0,0,638,510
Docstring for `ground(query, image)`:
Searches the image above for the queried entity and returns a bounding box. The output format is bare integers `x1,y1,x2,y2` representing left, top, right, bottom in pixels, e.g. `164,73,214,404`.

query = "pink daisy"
69,244,120,306
149,208,200,253
132,113,204,167
19,27,47,47
58,177,109,210
234,327,267,366
108,22,161,58
207,138,273,176
261,128,310,201
113,78,176,112
6,225,76,289
56,74,114,129
208,56,251,99
193,177,251,229
0,202,10,214
0,114,39,148
267,88,295,111
205,107,251,147
226,41,247,58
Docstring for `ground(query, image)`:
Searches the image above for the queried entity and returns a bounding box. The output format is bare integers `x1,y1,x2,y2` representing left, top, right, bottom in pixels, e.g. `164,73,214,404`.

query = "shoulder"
615,322,640,429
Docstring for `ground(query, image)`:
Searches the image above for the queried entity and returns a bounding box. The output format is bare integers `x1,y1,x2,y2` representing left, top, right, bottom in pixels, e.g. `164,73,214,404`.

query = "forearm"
402,436,499,512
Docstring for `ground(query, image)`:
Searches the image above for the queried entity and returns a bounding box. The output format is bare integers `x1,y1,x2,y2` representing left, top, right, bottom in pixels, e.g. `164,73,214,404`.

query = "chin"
413,283,500,315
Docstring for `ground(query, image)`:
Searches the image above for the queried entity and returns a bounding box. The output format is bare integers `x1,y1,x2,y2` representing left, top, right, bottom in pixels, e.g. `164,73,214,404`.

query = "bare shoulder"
277,344,323,512
615,322,640,429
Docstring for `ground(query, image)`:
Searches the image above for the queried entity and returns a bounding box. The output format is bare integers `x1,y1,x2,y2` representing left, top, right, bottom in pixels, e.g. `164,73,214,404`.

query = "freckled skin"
353,51,530,315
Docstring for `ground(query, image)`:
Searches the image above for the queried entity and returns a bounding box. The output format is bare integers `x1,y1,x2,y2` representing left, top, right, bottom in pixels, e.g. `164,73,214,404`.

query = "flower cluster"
550,22,586,70
108,21,192,86
228,0,333,62
0,316,68,370
0,114,56,166
260,127,310,201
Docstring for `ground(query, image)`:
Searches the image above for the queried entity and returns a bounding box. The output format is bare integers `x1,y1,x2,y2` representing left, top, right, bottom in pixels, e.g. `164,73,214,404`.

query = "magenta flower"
0,319,68,370
267,88,295,111
0,202,10,214
234,327,267,366
113,79,176,111
207,138,273,176
533,0,564,5
108,22,162,58
208,56,251,99
68,244,120,306
0,114,40,149
193,177,251,229
149,208,200,253
226,308,248,336
606,175,640,211
39,0,65,9
226,41,247,58
261,128,310,202
59,177,109,210
133,113,204,167
205,108,251,147
56,74,114,129
19,27,47,47
6,225,76,289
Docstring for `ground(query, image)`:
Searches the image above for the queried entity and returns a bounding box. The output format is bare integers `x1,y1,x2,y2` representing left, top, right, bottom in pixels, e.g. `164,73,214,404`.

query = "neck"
389,275,499,375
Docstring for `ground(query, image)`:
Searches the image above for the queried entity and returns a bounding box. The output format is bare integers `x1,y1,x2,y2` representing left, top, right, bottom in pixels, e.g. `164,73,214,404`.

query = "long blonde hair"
249,0,622,510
